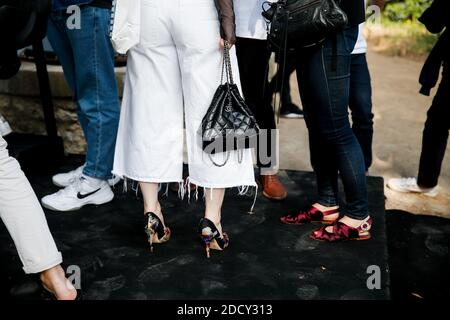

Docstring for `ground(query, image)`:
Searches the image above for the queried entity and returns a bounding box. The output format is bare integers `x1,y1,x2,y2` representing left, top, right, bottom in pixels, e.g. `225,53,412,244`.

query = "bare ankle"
144,202,162,215
313,203,339,212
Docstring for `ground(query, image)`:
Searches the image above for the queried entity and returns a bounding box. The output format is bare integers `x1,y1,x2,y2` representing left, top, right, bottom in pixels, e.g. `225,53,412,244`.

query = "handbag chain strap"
220,41,234,85
220,41,234,113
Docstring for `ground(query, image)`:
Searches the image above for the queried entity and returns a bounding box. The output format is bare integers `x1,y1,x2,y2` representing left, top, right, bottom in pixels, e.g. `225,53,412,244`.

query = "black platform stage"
0,157,390,300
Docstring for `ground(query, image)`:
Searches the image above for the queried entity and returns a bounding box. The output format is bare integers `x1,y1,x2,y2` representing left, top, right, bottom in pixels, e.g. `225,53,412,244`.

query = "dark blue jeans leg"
296,27,369,219
349,53,374,171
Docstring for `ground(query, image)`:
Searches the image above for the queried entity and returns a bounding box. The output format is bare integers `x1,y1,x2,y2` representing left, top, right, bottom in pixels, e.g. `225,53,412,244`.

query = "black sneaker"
280,103,304,119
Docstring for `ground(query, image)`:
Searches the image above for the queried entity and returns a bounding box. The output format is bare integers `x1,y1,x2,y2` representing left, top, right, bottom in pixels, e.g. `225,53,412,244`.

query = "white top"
234,0,275,40
352,22,368,55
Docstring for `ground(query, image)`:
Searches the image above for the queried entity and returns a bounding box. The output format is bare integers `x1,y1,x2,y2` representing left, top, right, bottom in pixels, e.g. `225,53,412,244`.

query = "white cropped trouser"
113,0,256,190
0,136,62,274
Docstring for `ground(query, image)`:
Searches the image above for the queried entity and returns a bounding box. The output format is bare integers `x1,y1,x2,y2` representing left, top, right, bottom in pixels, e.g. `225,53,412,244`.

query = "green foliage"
383,0,433,22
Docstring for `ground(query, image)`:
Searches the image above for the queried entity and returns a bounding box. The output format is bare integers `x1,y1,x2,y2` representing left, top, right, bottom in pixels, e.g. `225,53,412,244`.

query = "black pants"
269,52,297,106
417,63,450,188
236,37,277,170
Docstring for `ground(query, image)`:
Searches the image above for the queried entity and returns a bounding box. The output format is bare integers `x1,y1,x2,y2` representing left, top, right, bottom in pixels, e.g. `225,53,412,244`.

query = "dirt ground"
279,50,450,219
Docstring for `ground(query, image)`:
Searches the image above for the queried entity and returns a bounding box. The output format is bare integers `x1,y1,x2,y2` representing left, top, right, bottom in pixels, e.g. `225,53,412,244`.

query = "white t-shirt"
352,22,368,54
234,0,275,40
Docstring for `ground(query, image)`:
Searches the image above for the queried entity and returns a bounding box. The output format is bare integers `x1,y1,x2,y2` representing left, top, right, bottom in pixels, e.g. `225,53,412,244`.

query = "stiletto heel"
204,241,211,259
198,218,229,258
145,212,171,252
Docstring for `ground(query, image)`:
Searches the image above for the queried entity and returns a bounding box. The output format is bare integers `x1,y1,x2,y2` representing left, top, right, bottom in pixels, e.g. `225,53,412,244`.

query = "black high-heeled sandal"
198,218,229,258
145,212,171,252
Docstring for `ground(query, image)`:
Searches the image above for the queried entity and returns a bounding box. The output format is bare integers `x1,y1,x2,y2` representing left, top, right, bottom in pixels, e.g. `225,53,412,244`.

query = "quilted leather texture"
199,83,260,154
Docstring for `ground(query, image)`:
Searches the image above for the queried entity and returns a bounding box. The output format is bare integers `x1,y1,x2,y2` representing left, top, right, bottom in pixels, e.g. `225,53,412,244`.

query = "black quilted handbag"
263,0,348,51
199,42,260,167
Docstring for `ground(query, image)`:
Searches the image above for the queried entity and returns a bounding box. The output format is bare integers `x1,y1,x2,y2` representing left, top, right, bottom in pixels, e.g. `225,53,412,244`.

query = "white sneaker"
42,177,114,211
52,165,121,188
387,177,439,197
0,114,12,137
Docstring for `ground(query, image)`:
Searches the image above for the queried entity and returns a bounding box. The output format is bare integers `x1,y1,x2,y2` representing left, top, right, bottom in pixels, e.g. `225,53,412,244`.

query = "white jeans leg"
0,136,62,274
175,1,256,188
113,1,184,183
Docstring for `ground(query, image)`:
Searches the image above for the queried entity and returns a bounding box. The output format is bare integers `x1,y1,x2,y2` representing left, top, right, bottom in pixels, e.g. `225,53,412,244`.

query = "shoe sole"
262,190,287,201
281,220,337,226
52,178,121,188
309,234,372,242
0,123,12,136
387,184,439,197
280,114,304,119
52,179,67,188
42,192,114,212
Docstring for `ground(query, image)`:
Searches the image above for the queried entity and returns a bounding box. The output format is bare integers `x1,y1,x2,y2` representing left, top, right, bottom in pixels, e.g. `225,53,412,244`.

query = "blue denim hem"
345,212,370,220
317,200,339,208
82,168,112,181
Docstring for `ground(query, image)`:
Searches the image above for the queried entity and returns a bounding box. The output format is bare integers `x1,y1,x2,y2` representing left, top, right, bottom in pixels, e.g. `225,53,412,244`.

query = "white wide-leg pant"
113,0,256,189
0,136,62,274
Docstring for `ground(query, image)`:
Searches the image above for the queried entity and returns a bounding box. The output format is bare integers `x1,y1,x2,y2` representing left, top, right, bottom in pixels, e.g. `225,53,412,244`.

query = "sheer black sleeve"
214,0,236,45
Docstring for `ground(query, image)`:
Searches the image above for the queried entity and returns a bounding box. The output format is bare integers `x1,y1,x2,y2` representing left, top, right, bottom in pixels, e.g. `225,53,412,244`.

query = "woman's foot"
280,203,339,225
40,265,78,300
198,218,229,258
311,216,373,242
145,201,166,226
145,211,171,252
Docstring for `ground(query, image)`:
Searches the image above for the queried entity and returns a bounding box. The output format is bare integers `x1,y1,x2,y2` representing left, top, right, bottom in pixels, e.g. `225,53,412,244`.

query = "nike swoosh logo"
77,188,101,199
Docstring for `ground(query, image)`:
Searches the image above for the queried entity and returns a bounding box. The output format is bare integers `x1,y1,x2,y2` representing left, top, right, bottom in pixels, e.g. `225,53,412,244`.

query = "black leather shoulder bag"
263,0,348,52
199,42,260,167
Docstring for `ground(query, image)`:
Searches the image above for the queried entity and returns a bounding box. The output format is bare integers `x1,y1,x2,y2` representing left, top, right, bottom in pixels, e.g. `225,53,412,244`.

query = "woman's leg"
139,182,165,226
0,137,76,299
204,188,225,234
349,53,374,172
296,27,369,222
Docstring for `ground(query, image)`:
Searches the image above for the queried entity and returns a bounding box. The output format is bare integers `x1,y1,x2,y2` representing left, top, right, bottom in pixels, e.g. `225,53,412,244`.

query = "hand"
220,38,234,49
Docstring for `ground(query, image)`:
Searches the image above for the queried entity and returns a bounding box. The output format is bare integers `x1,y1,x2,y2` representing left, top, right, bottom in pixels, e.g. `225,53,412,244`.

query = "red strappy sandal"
310,216,373,242
280,206,339,225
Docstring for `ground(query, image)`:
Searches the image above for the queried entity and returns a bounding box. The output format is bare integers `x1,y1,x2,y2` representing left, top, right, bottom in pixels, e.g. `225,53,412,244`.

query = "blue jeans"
349,53,374,171
47,6,120,180
295,26,369,220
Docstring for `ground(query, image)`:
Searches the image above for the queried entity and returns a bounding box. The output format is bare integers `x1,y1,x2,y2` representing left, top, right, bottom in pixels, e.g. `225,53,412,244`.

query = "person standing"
388,0,449,197
112,0,256,257
41,0,120,211
234,0,288,200
281,0,373,242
